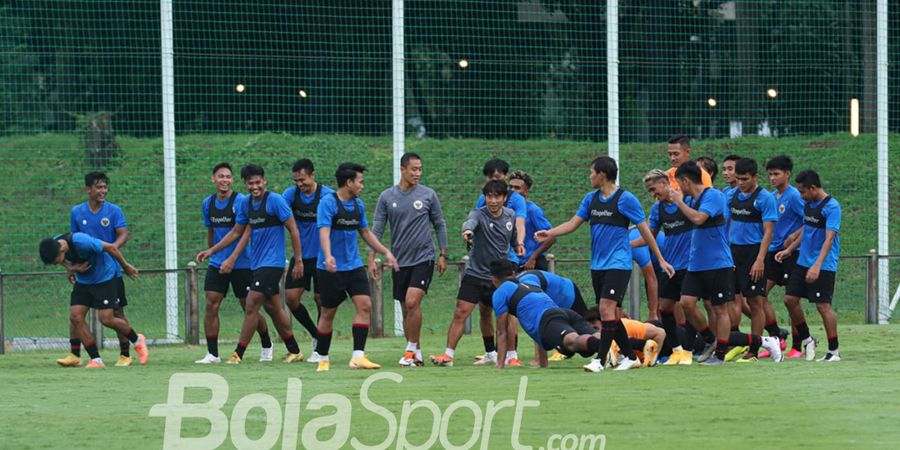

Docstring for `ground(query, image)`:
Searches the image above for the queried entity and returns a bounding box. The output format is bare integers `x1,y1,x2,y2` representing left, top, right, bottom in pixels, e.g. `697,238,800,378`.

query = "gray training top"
462,206,518,280
371,184,449,267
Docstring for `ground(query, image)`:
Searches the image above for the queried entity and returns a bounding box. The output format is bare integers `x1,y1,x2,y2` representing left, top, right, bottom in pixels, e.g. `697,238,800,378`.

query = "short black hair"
400,152,421,167
240,164,265,180
723,154,742,163
591,156,618,182
696,156,718,182
795,170,822,188
212,162,232,175
674,160,703,184
734,158,758,176
292,159,314,174
39,238,61,265
583,306,600,323
489,259,518,278
509,170,533,189
668,134,690,147
335,162,366,187
482,179,508,197
84,171,109,187
765,155,793,172
482,159,510,177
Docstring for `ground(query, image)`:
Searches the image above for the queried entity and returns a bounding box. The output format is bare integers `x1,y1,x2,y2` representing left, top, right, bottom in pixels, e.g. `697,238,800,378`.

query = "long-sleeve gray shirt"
462,206,518,280
371,184,449,267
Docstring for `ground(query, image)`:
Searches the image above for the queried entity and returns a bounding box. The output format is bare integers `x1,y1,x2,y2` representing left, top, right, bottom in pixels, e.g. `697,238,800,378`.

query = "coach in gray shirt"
429,180,524,367
369,152,449,367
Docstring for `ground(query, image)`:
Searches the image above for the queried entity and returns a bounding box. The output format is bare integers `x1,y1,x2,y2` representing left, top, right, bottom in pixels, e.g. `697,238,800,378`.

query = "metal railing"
1,252,896,353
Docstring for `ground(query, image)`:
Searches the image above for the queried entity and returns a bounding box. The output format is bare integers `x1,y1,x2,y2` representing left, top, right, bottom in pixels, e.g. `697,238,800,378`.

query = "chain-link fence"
1,1,898,351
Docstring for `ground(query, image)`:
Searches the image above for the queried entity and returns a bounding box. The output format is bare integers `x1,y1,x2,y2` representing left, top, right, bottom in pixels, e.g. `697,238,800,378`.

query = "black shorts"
570,285,588,315
70,279,121,310
731,244,767,298
657,269,687,301
681,268,735,306
115,276,129,308
517,255,549,272
285,258,319,293
249,267,284,298
590,269,631,305
539,308,597,352
318,267,371,308
204,267,252,298
392,261,435,301
457,274,496,306
785,266,836,303
765,250,798,287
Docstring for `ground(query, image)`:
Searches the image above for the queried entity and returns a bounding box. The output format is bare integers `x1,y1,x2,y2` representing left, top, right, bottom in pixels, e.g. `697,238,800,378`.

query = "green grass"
1,132,898,344
1,324,899,449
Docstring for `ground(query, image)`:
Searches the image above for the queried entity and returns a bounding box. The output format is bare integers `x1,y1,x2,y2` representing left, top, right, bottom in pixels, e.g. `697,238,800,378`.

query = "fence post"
186,262,199,345
546,253,556,273
866,249,879,324
90,308,103,349
370,258,384,338
0,269,5,355
458,256,471,334
628,262,641,320
183,264,192,344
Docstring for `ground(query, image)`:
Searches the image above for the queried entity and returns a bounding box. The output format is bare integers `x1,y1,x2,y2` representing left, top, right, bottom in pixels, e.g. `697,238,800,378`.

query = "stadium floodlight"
235,83,246,93
850,98,860,136
458,59,469,69
707,98,717,108
298,90,308,99
767,88,778,98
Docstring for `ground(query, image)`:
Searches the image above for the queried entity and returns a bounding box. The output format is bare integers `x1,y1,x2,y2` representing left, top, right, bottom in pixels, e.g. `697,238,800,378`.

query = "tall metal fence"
0,1,898,350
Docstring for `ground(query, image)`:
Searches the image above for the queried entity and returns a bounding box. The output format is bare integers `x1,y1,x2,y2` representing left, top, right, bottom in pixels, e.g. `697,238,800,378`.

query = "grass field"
2,323,900,450
0,132,897,344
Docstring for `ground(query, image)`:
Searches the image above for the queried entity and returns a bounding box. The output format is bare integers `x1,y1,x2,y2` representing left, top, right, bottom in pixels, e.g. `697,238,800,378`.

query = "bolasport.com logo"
149,372,606,450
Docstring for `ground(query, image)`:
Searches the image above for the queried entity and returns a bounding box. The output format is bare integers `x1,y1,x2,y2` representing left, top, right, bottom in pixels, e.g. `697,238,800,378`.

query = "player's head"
482,158,510,181
674,160,703,192
643,169,671,202
722,154,741,185
335,162,366,198
291,159,316,192
508,170,533,197
482,179,508,213
211,162,233,193
590,156,618,188
489,259,518,287
84,171,109,204
39,237,65,265
734,158,759,193
583,307,601,329
667,134,691,167
794,169,822,201
400,152,422,187
696,156,718,183
240,164,267,198
765,155,793,189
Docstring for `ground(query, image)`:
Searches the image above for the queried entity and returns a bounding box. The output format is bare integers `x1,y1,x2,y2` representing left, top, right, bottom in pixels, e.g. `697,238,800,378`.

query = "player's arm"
776,228,803,262
360,227,398,272
197,223,245,263
806,230,836,283
102,241,138,278
430,192,450,275
783,227,803,249
669,188,709,225
514,217,526,250
637,222,673,277
207,228,214,248
461,210,479,243
641,263,659,320
526,210,555,268
535,215,584,242
752,221,775,281
319,226,336,272
283,216,304,280
113,227,129,249
220,226,250,274
367,194,389,279
495,312,510,369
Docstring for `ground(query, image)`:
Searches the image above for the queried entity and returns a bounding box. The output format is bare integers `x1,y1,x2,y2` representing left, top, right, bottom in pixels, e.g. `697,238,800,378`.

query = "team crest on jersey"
101,217,110,227
778,204,785,214
506,221,513,231
413,200,424,210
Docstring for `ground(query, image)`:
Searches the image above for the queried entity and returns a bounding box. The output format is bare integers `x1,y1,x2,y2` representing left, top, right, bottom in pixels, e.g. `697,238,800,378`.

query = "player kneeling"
489,261,604,370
